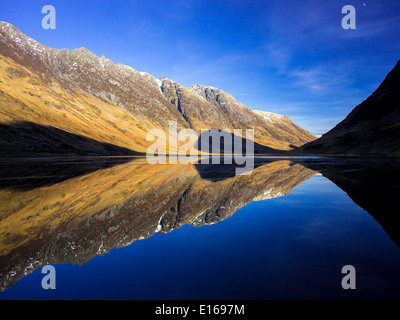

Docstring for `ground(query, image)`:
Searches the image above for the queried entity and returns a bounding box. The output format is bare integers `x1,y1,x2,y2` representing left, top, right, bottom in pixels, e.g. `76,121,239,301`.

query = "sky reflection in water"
0,158,400,299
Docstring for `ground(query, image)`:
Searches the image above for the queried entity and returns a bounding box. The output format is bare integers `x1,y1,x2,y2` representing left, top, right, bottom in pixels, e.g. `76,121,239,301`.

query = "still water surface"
0,157,399,299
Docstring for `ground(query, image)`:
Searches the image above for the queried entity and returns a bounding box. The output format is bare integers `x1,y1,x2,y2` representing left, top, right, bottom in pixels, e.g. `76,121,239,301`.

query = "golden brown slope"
0,21,316,155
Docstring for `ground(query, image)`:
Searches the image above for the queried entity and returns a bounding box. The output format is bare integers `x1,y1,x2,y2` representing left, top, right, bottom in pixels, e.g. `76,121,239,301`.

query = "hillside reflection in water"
0,157,400,299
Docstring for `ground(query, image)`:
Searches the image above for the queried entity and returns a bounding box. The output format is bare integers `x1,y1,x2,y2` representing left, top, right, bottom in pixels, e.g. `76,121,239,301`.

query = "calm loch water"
0,157,399,299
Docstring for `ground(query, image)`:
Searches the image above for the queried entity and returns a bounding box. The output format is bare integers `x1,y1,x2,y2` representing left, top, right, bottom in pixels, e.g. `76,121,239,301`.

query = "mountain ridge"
0,21,315,155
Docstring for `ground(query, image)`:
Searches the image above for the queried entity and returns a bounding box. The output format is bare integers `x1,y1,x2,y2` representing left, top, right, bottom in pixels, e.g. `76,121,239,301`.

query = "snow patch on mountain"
253,110,288,122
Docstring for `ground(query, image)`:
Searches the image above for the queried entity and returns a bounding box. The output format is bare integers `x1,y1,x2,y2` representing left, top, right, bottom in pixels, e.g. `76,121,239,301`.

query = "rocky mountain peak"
0,21,48,58
0,21,316,154
253,110,290,122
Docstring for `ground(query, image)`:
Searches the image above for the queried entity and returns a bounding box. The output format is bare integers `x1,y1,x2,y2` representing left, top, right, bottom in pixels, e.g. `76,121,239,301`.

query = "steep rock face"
190,85,316,148
162,82,316,150
161,80,241,130
0,21,315,155
253,110,317,147
191,84,257,126
298,60,400,156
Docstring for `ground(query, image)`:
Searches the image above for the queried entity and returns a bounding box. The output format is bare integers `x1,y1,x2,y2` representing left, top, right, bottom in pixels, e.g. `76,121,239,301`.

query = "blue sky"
1,0,400,135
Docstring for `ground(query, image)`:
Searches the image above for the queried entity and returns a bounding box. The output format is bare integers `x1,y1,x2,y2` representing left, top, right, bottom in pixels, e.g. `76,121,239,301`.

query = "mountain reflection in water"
0,156,399,295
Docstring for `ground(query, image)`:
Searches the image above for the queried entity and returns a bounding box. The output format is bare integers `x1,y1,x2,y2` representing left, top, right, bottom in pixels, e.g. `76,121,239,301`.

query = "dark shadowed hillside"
297,60,400,156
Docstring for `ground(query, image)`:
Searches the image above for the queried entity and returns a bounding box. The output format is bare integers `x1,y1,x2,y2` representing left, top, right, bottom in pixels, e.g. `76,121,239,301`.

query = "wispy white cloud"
129,0,400,136
290,69,329,93
289,64,354,95
168,45,263,88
